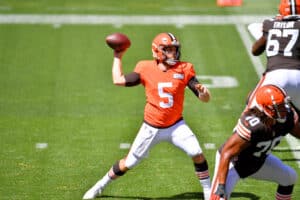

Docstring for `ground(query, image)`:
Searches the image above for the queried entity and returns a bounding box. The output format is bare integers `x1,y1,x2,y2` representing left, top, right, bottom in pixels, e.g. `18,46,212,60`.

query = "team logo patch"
173,73,184,79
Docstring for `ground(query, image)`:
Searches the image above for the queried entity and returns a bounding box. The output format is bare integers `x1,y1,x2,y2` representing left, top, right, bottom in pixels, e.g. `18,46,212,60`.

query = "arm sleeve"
187,76,200,97
124,72,141,87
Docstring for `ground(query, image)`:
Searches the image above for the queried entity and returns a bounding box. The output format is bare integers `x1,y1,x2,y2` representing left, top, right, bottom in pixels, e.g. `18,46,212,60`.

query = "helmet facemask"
263,96,291,123
159,45,180,66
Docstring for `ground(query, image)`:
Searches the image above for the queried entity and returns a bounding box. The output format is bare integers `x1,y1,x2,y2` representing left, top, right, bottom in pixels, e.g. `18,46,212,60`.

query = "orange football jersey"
134,60,196,128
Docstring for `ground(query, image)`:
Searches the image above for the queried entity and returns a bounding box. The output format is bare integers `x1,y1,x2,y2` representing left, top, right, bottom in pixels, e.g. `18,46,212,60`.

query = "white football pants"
125,120,203,169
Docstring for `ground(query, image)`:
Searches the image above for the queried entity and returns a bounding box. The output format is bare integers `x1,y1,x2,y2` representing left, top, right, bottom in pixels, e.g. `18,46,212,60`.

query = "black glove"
211,184,227,200
216,184,226,197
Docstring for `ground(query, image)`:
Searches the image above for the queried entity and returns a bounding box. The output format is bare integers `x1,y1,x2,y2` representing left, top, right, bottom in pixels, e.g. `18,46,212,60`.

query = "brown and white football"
105,33,131,52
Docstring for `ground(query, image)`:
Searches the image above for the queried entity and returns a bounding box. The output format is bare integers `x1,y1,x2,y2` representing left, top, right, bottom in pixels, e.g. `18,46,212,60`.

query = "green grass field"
1,0,300,199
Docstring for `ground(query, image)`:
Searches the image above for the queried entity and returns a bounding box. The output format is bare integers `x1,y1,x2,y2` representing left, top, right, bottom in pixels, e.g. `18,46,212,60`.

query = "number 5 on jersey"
158,82,173,108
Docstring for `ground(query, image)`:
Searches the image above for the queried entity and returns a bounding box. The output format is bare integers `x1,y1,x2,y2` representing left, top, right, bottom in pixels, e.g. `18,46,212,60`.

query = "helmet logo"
291,0,297,15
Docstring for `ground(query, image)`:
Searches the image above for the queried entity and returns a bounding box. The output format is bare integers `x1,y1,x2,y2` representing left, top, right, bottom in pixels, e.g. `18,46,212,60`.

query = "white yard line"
1,13,299,166
0,14,271,25
235,24,265,75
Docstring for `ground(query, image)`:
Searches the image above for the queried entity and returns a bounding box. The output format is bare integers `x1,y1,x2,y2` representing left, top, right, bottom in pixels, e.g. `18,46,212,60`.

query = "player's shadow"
272,148,300,162
272,148,300,152
100,192,260,199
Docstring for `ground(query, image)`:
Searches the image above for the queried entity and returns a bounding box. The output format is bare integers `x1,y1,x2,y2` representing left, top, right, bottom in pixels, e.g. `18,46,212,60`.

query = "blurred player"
83,32,212,199
247,0,300,113
210,85,300,200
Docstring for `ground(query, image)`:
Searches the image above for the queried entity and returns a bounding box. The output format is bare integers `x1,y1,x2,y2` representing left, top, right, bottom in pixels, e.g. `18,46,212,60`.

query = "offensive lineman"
210,1,300,199
247,0,300,113
83,32,212,199
210,85,300,200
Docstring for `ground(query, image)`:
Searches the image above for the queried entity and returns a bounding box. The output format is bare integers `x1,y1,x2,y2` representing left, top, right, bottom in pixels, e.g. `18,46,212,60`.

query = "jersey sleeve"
235,118,252,141
235,112,267,142
133,61,146,85
185,63,196,83
134,61,142,73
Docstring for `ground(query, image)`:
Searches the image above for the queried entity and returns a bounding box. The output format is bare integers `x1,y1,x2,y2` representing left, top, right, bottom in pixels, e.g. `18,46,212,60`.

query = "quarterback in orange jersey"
83,32,212,200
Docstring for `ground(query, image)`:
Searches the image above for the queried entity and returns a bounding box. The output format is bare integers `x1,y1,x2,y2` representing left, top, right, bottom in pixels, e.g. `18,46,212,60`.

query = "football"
105,33,131,52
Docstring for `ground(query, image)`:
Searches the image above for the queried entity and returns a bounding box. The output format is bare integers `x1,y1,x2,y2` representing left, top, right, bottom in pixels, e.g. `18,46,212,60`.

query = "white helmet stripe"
290,0,296,15
167,32,177,42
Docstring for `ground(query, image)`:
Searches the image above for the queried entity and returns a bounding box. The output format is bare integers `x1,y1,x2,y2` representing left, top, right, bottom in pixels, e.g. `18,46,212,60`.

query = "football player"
83,32,212,199
210,85,300,200
248,0,300,113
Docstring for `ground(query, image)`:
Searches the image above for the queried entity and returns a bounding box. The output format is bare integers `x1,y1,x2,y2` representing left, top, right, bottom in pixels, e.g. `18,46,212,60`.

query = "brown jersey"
263,16,300,72
229,108,295,178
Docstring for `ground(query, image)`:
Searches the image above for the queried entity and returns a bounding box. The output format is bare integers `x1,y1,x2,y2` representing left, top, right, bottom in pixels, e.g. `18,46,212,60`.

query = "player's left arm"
187,76,211,102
